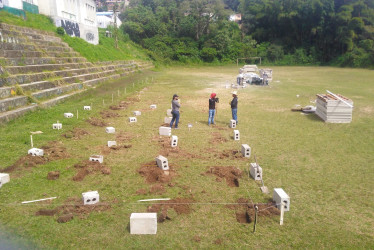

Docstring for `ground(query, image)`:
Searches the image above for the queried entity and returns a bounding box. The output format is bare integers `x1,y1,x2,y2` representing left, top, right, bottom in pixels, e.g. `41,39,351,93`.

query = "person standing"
208,93,219,126
170,94,180,129
230,91,238,124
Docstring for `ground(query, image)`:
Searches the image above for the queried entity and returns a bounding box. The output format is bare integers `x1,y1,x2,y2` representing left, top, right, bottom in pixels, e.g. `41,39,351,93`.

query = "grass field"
0,66,373,249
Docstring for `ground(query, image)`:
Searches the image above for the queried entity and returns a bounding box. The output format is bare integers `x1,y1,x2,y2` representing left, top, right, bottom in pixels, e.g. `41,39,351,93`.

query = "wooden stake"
112,93,114,103
253,205,258,233
77,109,78,119
280,201,285,225
30,135,33,148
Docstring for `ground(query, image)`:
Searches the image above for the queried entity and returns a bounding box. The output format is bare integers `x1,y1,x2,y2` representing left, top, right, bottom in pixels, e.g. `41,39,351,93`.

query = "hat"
232,91,238,95
173,94,179,98
210,93,216,99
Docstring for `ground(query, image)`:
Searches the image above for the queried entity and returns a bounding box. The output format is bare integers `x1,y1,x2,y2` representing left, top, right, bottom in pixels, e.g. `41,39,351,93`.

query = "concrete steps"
0,96,28,112
31,82,84,100
4,62,94,75
4,56,87,66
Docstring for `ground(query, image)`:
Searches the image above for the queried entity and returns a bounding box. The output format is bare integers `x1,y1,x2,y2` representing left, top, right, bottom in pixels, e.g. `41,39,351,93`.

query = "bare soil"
205,166,243,187
219,149,246,160
137,161,176,184
72,160,111,181
100,110,120,118
62,128,90,139
147,197,194,222
47,171,60,180
87,117,107,127
116,131,135,143
210,132,228,144
155,136,202,159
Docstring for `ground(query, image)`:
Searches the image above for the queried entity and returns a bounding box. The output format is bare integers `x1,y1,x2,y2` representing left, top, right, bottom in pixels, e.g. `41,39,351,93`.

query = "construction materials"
254,155,268,193
0,173,10,188
159,127,171,136
105,127,115,133
130,213,157,234
52,122,62,130
64,113,74,118
28,148,44,156
171,135,178,147
82,191,99,205
166,109,172,116
21,197,57,204
164,117,172,124
107,141,117,147
234,130,240,140
273,188,290,212
129,117,137,123
84,106,91,110
138,198,171,202
230,119,237,128
315,91,353,123
291,105,316,113
133,111,141,116
89,155,103,163
241,144,251,158
150,104,157,109
250,163,262,181
155,155,169,171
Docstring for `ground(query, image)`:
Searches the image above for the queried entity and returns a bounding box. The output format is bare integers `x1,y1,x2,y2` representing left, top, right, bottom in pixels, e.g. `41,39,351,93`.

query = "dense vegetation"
120,0,374,67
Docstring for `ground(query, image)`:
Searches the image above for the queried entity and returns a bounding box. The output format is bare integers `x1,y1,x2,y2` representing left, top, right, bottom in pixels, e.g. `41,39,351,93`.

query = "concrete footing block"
0,173,10,188
241,144,251,157
166,109,172,116
84,106,91,110
250,163,262,181
89,155,103,163
129,117,137,123
82,191,99,205
64,113,74,118
133,111,141,116
234,130,240,140
28,148,44,156
164,117,172,124
52,123,62,130
106,127,115,133
171,135,178,147
159,126,171,136
108,141,117,147
230,120,237,128
130,213,157,234
150,104,157,109
155,155,169,170
273,188,290,211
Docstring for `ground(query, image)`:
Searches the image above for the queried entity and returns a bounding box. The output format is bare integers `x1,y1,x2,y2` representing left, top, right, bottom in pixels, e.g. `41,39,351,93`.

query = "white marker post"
77,109,79,119
280,201,285,225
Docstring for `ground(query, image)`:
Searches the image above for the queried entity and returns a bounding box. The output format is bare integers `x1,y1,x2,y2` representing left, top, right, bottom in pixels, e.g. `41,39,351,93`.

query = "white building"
96,11,122,28
38,0,99,45
0,0,38,10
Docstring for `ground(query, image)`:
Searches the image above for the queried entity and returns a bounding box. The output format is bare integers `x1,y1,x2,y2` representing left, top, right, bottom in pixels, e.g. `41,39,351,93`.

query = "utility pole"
113,3,118,49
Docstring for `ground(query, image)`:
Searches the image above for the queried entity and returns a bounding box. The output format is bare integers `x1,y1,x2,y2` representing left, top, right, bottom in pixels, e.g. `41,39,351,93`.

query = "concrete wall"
39,0,98,45
3,0,23,9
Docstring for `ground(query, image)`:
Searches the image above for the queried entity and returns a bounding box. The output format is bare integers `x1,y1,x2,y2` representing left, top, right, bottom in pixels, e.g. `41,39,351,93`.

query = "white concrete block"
166,109,172,116
150,104,157,109
155,155,169,170
250,163,262,181
64,113,74,118
230,119,237,128
82,191,99,205
130,213,157,235
107,141,117,147
28,148,44,156
133,111,141,116
159,126,171,136
164,117,172,124
273,188,290,212
0,173,10,188
241,144,251,158
171,135,178,147
52,123,62,130
89,155,103,163
106,127,115,133
129,117,137,123
84,106,91,110
234,130,240,140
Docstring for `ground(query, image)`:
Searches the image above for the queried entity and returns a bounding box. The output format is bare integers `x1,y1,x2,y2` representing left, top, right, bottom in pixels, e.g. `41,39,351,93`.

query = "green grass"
0,66,374,248
0,12,150,63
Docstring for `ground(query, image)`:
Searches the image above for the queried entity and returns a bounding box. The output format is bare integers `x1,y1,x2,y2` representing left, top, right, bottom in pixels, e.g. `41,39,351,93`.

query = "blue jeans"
208,109,216,125
232,108,238,124
170,110,180,128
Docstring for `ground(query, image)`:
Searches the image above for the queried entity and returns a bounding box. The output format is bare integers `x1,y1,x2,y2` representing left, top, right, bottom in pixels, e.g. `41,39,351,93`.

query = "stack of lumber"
315,94,353,123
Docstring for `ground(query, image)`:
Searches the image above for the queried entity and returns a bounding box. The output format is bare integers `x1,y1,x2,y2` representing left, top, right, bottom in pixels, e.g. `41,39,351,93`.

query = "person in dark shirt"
208,93,219,125
230,91,238,124
170,94,180,129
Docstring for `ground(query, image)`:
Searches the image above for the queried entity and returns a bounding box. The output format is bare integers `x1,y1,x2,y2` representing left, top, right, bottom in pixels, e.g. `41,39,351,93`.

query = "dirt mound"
116,132,135,142
147,197,194,222
100,110,120,118
87,117,107,127
47,171,60,180
219,150,245,160
2,141,69,173
205,166,243,187
193,236,201,242
63,128,90,139
154,136,202,159
99,144,132,156
109,105,124,110
136,189,148,195
210,132,228,144
138,161,175,184
226,198,280,224
150,184,166,194
72,160,111,181
35,208,58,216
57,214,74,223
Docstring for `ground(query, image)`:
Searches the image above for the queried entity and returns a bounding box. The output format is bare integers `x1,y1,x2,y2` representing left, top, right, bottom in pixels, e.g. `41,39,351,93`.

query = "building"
96,11,122,28
229,13,242,23
0,0,39,17
96,0,129,11
38,0,99,45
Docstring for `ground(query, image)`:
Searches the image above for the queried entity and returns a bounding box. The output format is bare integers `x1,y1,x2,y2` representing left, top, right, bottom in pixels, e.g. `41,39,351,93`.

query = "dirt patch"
100,110,120,118
205,166,243,187
150,184,165,194
210,132,228,144
35,208,58,216
193,236,201,242
154,136,202,159
226,198,280,224
147,197,194,222
214,238,223,245
72,160,111,181
2,141,69,173
116,131,135,143
47,171,60,180
63,128,90,139
99,144,132,156
57,214,74,223
87,117,107,127
109,105,124,110
219,149,245,160
137,161,176,184
136,189,148,195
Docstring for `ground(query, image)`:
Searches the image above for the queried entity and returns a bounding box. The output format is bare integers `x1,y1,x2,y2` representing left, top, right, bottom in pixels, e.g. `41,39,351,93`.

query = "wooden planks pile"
315,94,353,123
